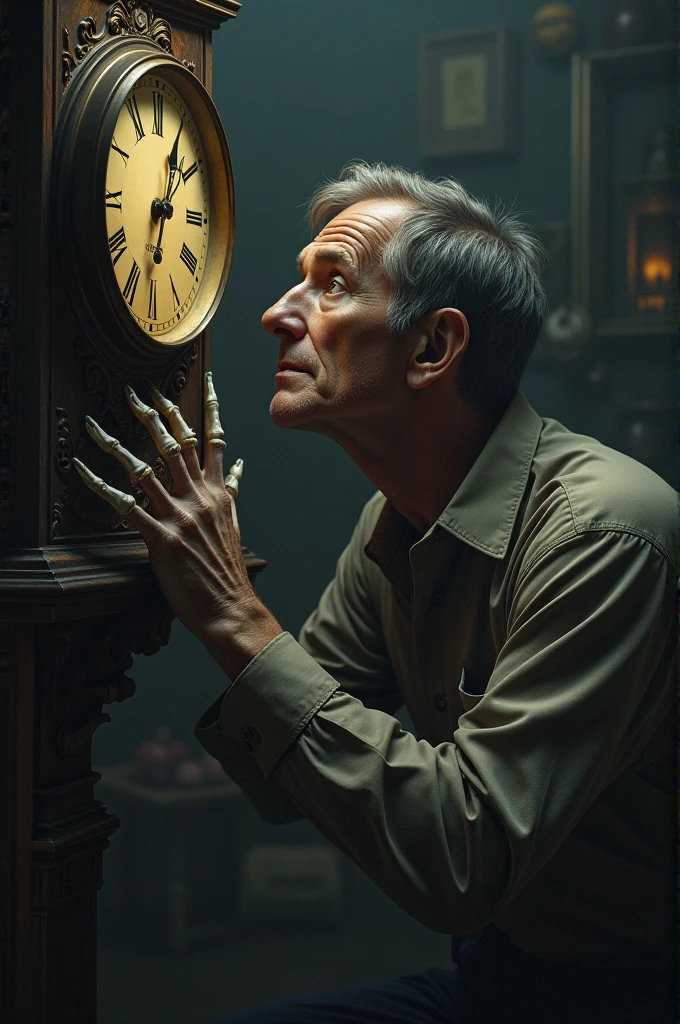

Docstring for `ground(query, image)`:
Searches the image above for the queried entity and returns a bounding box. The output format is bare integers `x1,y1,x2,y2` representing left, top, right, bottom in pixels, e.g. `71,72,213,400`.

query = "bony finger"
224,458,243,499
72,457,136,515
126,385,183,461
204,371,226,449
149,387,198,450
230,492,240,536
85,416,154,482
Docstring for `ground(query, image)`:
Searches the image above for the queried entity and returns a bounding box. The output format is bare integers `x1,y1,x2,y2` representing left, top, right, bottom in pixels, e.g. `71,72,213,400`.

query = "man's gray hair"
308,162,548,413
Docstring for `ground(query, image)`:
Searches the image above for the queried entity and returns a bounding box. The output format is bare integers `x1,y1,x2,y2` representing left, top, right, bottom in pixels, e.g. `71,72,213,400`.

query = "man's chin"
269,392,319,430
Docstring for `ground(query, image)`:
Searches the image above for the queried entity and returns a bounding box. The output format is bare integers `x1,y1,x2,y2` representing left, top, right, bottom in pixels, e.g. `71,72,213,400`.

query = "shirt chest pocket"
458,666,489,714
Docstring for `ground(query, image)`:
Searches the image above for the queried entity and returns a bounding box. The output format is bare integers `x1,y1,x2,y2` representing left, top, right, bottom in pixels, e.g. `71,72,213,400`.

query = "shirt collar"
437,390,542,559
365,390,542,577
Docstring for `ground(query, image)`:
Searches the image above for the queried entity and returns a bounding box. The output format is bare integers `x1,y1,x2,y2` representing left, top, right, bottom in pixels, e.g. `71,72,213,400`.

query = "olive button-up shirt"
196,390,678,969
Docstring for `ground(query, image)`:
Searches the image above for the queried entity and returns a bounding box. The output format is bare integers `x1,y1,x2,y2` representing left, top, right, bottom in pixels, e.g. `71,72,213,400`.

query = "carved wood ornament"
62,0,174,86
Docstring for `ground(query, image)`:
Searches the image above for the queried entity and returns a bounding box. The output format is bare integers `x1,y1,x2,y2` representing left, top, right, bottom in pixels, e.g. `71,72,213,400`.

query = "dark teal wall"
94,0,672,764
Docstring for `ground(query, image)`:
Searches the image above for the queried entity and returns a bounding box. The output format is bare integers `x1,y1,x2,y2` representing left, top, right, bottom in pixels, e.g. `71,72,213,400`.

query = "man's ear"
406,308,469,390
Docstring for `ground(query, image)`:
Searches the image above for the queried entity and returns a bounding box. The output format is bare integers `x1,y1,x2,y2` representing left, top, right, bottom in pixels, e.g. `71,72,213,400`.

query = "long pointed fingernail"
72,458,137,515
204,371,225,445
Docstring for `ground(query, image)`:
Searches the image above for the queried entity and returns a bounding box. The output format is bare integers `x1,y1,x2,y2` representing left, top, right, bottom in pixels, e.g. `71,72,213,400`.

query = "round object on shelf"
602,0,653,49
174,759,205,786
532,4,582,58
641,125,674,177
201,753,227,783
543,303,591,359
136,738,173,785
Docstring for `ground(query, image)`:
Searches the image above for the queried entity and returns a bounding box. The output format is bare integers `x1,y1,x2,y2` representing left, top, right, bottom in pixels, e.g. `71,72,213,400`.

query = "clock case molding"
0,2,259,1021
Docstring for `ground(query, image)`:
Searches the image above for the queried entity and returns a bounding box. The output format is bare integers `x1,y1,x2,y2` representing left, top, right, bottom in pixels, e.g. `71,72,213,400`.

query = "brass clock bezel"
52,36,234,373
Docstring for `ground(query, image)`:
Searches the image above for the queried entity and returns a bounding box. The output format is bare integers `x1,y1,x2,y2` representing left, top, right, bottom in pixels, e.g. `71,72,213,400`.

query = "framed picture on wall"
419,25,517,157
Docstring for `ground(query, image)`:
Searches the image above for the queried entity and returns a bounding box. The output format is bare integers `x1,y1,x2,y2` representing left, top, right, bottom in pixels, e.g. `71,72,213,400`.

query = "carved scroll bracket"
62,0,173,86
42,608,173,758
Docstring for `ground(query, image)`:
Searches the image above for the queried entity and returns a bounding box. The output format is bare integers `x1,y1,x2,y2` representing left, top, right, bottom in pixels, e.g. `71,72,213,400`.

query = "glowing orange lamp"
626,184,676,316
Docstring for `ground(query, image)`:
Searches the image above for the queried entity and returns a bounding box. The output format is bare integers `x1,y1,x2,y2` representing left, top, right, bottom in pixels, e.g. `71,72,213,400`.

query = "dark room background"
95,2,676,1021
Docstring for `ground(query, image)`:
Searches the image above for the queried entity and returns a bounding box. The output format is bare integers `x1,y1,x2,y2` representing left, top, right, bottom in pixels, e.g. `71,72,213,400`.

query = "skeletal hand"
73,373,280,674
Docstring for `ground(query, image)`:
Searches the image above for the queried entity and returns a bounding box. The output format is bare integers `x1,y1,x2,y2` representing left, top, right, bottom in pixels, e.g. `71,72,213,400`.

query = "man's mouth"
276,363,311,375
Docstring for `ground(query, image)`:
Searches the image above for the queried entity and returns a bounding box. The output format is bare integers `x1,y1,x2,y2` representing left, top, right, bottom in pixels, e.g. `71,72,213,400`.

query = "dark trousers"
213,925,676,1024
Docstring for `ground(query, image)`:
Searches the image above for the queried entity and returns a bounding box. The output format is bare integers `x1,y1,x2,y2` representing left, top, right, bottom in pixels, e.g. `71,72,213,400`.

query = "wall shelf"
595,317,676,339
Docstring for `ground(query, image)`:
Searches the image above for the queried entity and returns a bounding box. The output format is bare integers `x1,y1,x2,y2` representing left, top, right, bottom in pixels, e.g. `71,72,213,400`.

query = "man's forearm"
200,597,283,681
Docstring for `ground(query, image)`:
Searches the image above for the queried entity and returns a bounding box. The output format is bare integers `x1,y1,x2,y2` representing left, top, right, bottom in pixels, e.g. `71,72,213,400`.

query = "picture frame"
419,25,517,157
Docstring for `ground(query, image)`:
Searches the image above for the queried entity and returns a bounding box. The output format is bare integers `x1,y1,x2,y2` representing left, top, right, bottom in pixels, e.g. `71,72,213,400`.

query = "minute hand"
168,156,185,202
165,118,184,200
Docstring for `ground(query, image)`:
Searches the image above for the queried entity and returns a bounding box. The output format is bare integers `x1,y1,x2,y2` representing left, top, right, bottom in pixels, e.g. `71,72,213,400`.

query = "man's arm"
195,491,402,823
200,528,676,933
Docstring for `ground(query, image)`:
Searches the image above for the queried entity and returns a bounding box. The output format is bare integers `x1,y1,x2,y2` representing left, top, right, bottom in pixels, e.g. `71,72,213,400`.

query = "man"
76,164,677,1023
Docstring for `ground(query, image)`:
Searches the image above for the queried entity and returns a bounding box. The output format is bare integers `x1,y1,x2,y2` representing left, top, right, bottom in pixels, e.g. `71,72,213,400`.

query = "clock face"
105,74,209,337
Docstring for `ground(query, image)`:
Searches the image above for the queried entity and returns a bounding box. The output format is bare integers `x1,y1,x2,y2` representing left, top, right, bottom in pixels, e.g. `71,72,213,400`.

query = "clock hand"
150,119,184,265
165,118,184,201
151,200,173,265
168,156,185,203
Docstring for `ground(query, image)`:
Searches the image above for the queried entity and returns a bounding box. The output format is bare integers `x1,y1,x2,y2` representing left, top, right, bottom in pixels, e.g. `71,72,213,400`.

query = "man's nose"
261,289,306,341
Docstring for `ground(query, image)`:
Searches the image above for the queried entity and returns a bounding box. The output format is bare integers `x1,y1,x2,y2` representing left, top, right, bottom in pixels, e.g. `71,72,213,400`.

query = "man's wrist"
200,599,283,682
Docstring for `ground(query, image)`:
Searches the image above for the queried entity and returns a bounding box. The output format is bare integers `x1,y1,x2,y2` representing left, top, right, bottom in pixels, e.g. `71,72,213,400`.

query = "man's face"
261,198,414,436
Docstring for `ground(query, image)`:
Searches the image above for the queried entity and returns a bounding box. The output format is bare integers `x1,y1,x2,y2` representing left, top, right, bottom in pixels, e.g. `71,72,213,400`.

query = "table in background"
97,763,247,952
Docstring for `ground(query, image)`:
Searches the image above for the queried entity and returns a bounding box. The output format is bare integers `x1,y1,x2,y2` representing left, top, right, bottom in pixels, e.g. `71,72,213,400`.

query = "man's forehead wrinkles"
312,226,366,254
297,244,358,274
297,242,358,270
318,212,398,263
325,241,370,272
346,210,398,238
316,225,382,265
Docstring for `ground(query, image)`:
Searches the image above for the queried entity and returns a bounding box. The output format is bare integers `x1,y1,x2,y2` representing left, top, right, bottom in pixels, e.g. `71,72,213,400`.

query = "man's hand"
72,372,282,680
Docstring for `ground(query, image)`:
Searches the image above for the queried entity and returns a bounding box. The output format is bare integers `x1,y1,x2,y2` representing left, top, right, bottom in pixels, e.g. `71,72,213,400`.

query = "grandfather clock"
0,1,258,1020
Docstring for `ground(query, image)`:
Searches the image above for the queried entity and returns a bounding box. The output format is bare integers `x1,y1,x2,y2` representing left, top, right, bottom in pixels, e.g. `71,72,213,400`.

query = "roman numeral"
123,259,141,306
181,161,198,184
186,208,202,226
111,137,129,167
179,242,197,276
108,227,127,266
148,278,157,320
169,274,180,310
125,95,145,143
152,91,163,136
105,189,123,210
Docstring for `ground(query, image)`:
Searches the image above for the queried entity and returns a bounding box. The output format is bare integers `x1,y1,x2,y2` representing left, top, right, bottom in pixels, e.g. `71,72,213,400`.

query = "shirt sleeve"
197,527,676,935
195,491,402,823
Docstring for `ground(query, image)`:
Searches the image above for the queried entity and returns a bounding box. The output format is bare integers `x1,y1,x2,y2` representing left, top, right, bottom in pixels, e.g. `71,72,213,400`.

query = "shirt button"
240,725,261,747
432,590,444,606
433,694,448,711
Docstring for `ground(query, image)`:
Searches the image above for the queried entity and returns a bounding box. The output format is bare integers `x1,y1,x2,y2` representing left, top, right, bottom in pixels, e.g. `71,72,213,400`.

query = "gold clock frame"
52,35,235,372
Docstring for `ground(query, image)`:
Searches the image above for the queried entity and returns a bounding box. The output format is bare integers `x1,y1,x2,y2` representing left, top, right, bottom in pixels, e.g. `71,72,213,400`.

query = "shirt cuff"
196,631,340,776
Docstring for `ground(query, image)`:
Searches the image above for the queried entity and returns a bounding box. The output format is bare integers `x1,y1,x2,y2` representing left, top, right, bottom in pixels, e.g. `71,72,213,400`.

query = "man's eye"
327,276,347,294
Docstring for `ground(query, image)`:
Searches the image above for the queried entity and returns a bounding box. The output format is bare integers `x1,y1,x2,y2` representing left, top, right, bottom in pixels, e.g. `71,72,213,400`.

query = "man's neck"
329,395,502,536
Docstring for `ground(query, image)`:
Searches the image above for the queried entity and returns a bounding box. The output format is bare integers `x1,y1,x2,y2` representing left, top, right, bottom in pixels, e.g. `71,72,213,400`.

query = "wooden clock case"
0,1,260,1020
